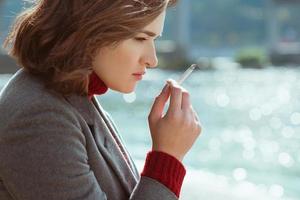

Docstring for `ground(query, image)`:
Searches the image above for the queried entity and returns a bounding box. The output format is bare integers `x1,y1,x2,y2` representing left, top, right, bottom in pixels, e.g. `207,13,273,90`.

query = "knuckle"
167,111,181,122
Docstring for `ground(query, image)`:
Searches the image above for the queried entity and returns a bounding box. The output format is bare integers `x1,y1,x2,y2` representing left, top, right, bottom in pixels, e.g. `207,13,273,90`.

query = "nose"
142,44,158,69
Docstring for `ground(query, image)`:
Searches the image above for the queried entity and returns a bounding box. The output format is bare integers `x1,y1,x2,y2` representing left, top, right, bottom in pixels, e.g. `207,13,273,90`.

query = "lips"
132,71,146,75
132,71,145,81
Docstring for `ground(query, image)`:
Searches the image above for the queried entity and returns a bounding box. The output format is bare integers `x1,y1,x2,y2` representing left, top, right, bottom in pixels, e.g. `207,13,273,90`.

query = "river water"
1,67,299,200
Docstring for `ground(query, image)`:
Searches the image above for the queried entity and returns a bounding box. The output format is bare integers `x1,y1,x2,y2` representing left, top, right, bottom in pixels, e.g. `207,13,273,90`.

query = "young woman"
0,0,201,199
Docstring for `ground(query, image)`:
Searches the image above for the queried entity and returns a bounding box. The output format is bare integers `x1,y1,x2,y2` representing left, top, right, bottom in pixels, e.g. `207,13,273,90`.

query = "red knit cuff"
141,151,186,197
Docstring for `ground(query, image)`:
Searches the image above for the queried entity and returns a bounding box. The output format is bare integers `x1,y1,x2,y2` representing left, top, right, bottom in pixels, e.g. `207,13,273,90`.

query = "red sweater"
88,72,186,197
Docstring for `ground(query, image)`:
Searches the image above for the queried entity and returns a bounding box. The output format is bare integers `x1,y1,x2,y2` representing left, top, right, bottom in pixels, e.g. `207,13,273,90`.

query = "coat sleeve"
0,100,178,200
131,177,178,200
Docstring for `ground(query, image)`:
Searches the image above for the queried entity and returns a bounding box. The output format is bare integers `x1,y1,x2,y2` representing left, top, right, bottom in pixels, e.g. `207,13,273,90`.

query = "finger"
148,84,170,122
192,108,200,122
167,79,182,114
181,90,191,112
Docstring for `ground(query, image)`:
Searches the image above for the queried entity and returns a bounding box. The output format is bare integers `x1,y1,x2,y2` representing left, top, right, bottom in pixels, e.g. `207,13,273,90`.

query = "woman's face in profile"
92,11,166,93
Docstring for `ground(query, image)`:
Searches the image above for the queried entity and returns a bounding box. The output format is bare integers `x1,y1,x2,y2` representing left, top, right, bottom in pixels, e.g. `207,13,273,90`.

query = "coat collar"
64,94,138,194
64,94,95,125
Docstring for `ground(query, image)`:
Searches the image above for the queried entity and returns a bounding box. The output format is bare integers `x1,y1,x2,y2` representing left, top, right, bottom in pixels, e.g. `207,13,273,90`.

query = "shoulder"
0,69,79,133
1,69,61,105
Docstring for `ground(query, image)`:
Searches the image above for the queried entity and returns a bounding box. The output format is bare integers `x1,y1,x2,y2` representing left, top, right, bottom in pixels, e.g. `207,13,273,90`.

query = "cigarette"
176,64,198,85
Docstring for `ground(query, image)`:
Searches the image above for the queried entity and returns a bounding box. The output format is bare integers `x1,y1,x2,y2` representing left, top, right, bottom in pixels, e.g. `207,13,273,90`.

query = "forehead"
139,11,166,36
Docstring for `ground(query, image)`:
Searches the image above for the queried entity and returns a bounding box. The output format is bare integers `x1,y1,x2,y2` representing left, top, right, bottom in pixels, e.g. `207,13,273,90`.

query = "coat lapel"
64,94,138,194
91,97,140,177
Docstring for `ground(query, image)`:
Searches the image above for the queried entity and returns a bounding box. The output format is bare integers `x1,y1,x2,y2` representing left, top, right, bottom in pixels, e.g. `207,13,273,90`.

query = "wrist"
151,147,184,161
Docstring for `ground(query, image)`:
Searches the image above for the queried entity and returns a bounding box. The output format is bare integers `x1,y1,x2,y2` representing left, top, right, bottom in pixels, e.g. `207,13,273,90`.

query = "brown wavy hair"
3,0,177,96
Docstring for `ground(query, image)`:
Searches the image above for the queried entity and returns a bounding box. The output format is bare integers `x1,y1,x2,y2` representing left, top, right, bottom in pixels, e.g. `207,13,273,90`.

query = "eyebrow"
140,30,162,38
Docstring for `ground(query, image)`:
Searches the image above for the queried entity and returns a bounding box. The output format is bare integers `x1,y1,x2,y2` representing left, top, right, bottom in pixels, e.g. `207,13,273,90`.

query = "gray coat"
0,69,177,200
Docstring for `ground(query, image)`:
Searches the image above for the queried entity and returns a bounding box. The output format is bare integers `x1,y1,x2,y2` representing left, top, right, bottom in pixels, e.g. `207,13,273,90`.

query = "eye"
134,37,148,42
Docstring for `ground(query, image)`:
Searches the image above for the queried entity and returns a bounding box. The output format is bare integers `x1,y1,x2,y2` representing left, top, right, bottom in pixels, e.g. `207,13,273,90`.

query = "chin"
122,88,135,94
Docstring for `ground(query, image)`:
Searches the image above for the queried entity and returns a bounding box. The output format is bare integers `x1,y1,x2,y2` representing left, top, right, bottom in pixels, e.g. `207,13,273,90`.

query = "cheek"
116,50,139,69
119,40,142,62
92,42,141,91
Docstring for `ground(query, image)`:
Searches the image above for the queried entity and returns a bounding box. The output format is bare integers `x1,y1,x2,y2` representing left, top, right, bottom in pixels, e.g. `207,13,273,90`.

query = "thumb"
149,84,170,122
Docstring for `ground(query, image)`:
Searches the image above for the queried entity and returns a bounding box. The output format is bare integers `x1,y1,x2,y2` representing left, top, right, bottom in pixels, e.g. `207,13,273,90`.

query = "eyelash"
135,37,148,42
135,37,158,42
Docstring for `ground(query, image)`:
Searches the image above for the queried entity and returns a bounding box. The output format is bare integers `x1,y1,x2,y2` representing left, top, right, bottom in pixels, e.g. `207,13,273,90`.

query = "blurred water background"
2,65,300,200
1,0,300,200
91,67,300,200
